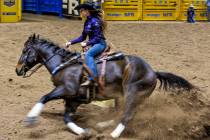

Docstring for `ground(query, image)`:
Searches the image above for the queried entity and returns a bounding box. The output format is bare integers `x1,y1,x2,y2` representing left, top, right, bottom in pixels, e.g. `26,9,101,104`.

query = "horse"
16,34,195,138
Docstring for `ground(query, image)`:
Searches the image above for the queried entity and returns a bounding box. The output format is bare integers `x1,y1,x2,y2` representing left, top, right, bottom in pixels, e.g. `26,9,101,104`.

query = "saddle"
52,44,124,101
81,44,124,101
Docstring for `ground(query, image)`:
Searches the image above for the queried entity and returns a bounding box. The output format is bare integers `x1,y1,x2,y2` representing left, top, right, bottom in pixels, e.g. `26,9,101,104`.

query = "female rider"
66,2,107,86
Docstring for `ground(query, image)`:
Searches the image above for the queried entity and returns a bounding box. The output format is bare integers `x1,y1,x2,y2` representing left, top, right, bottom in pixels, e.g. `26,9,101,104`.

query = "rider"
66,2,107,86
187,4,195,23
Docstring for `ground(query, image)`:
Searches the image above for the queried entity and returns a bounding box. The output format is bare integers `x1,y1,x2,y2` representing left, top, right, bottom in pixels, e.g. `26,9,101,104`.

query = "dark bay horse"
16,34,194,138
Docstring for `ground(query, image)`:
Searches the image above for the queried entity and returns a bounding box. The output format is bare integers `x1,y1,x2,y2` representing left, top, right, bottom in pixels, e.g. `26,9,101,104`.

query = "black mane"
36,37,79,62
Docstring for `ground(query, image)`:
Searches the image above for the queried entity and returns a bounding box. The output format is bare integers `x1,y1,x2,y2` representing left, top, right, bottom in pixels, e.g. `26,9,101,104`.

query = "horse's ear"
37,34,40,39
28,36,32,41
31,33,37,42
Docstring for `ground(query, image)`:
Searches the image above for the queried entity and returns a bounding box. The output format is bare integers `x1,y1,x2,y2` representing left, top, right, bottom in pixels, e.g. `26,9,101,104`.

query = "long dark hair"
89,10,107,34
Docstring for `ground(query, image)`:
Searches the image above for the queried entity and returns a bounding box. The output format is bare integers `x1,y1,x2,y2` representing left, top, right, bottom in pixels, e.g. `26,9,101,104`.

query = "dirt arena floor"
1,13,210,140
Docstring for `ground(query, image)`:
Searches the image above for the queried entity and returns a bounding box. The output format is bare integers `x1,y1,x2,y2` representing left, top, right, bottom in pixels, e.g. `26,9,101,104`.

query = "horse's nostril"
16,68,20,75
16,68,24,76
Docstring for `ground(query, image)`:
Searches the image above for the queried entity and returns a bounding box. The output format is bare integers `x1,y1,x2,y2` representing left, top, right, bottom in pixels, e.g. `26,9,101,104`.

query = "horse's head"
16,34,41,76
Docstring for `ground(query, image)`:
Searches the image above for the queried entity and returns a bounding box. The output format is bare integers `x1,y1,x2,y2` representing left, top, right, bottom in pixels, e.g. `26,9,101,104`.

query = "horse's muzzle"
16,63,26,76
16,68,24,76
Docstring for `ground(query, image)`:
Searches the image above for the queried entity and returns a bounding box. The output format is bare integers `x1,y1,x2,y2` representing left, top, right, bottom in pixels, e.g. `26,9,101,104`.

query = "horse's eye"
23,48,28,53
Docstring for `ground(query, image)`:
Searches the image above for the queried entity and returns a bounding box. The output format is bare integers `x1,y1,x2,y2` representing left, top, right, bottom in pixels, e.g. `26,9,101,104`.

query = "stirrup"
81,80,91,86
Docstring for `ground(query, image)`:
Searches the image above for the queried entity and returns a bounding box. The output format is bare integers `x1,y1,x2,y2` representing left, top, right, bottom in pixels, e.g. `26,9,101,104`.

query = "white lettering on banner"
63,5,67,9
68,0,79,16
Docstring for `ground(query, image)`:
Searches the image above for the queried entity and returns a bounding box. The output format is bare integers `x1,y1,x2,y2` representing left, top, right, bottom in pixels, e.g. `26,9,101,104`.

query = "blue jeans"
188,15,195,23
85,40,106,80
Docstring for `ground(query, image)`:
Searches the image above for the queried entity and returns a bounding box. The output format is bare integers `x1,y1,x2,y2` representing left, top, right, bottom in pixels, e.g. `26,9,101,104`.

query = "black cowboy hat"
75,2,97,11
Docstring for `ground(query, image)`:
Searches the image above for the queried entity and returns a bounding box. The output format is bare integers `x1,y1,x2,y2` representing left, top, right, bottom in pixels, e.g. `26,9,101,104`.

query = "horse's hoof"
24,117,39,127
83,128,92,137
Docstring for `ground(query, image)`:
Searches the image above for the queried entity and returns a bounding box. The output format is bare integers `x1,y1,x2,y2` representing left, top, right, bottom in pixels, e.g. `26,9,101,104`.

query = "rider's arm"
70,30,87,45
86,20,102,46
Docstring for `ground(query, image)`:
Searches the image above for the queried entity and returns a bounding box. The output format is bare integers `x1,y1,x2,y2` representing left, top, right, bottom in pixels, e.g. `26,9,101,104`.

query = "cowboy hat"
75,2,97,10
190,4,194,7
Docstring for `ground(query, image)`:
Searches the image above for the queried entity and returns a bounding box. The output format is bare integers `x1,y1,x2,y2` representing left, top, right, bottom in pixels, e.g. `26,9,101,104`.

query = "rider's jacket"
70,15,105,46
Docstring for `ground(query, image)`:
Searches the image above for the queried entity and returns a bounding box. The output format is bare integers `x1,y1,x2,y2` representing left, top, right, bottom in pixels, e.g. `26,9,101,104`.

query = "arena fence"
0,0,22,23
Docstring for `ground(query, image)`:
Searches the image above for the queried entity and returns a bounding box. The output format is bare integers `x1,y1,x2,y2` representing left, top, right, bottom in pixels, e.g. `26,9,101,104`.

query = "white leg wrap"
27,103,44,117
67,122,86,135
110,123,125,138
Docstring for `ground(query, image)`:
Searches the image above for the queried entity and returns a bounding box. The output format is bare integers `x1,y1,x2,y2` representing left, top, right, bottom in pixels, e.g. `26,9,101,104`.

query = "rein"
23,63,43,78
23,44,66,78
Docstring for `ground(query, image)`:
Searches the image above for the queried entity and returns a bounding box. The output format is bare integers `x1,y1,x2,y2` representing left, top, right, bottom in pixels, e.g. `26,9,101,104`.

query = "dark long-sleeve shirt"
187,7,195,17
70,16,105,46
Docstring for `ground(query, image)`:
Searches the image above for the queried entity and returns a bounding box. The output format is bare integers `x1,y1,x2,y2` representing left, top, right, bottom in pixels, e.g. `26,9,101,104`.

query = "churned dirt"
0,13,210,140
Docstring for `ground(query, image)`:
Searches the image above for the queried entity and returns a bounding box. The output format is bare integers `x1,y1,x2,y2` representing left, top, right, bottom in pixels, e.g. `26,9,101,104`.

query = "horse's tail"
155,72,194,91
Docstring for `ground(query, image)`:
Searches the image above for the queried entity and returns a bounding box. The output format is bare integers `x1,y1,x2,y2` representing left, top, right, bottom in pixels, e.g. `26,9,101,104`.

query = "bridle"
22,43,63,78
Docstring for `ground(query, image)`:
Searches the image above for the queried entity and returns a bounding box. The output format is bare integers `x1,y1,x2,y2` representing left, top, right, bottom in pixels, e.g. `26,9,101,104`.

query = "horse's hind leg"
110,79,156,138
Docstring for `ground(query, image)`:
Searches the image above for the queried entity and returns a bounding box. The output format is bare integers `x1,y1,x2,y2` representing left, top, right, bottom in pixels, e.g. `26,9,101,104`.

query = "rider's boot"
81,77,98,87
81,79,91,86
95,76,109,100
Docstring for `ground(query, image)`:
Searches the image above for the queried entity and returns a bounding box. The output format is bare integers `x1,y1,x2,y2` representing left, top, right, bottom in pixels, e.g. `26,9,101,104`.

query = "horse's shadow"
41,111,63,120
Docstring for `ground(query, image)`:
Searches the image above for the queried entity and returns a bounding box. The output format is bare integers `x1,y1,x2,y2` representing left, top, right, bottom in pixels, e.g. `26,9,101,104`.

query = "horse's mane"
37,37,79,62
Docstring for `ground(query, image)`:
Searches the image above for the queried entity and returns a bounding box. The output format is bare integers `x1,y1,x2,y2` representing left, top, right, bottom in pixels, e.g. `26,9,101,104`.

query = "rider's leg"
81,41,106,86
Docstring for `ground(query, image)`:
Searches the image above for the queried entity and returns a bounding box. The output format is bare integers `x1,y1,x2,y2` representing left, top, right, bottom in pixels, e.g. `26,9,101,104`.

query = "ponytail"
90,9,107,34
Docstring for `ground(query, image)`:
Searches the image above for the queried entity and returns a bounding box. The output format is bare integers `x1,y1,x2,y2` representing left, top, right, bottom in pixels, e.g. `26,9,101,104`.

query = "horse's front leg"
25,86,65,126
63,100,91,136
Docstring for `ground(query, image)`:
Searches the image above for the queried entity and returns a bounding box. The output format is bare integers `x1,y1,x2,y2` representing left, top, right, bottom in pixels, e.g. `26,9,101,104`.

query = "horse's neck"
45,55,63,74
38,44,63,74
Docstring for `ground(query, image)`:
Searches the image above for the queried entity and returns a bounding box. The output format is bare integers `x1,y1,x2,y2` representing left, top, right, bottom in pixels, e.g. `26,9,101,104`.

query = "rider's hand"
81,42,87,47
65,41,71,48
